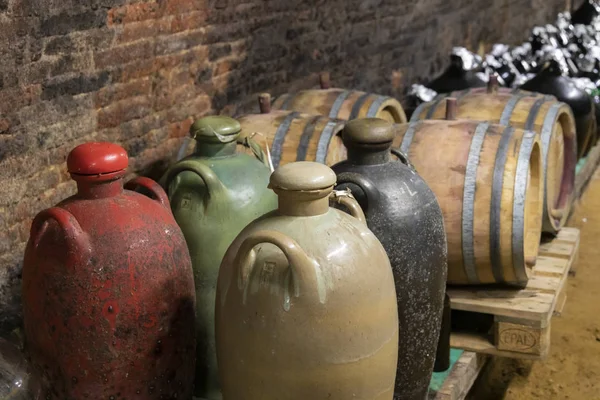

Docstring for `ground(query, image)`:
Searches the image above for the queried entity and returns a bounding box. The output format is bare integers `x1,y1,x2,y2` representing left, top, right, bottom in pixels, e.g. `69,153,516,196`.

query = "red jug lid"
67,142,128,175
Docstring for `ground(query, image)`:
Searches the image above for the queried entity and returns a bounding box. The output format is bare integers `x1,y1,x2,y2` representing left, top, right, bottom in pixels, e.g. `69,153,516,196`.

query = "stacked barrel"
236,72,407,168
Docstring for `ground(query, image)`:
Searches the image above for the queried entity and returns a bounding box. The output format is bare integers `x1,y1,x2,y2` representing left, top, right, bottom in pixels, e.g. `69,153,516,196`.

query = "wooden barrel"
272,89,407,123
411,91,576,235
393,120,543,286
237,110,347,168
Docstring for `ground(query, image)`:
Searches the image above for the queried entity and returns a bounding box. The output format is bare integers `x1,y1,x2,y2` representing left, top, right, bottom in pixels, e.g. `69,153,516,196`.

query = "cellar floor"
468,171,600,399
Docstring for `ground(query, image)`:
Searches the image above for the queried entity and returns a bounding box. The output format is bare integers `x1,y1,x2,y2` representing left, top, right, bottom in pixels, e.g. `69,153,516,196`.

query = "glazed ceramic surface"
161,116,277,399
23,142,196,399
216,161,399,400
331,118,448,400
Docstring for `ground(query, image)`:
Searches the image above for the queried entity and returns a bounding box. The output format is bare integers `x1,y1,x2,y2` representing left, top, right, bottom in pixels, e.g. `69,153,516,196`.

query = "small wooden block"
494,321,549,357
432,352,488,400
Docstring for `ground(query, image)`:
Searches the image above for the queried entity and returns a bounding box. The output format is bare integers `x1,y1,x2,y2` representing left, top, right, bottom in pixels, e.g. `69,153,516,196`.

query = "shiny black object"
331,118,448,400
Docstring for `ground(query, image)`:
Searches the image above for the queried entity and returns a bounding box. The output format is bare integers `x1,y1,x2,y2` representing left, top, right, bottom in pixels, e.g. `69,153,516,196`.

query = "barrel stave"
237,111,346,168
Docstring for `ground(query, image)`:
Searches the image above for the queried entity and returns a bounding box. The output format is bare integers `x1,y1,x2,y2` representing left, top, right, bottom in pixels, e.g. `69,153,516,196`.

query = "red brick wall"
0,0,566,330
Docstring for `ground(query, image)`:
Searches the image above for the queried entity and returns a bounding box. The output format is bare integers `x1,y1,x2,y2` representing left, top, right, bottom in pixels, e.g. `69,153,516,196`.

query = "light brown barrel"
237,111,347,168
272,89,407,123
393,120,543,286
411,90,576,235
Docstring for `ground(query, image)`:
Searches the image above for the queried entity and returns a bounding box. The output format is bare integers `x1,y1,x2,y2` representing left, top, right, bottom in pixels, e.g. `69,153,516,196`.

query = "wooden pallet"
429,351,489,400
447,228,580,360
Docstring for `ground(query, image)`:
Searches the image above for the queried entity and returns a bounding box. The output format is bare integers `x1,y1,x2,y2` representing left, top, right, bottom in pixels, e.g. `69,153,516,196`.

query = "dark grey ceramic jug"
331,118,448,400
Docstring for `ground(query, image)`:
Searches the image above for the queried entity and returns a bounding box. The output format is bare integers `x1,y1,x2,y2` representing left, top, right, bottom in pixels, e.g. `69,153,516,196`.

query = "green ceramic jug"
161,116,277,399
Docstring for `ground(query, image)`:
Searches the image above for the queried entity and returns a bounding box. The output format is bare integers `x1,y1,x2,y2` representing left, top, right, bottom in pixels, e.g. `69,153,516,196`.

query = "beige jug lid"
269,161,336,191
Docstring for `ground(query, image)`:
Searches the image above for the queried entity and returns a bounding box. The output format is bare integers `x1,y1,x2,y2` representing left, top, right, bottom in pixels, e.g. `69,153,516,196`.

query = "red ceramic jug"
22,142,196,399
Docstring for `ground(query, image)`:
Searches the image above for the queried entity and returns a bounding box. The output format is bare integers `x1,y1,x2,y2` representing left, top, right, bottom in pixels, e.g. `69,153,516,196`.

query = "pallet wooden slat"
446,228,579,360
429,351,489,400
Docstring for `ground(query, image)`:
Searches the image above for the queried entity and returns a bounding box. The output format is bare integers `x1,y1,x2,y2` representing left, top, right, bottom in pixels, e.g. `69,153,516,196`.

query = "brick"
49,53,94,77
94,40,155,70
44,28,116,55
0,119,11,134
170,11,207,33
208,43,232,61
97,95,152,129
112,58,155,82
40,9,107,37
117,18,172,44
165,95,211,123
153,83,196,112
93,77,151,108
41,71,110,100
167,118,193,139
0,85,42,115
155,29,205,56
164,0,205,15
107,2,162,25
214,60,238,77
117,113,164,141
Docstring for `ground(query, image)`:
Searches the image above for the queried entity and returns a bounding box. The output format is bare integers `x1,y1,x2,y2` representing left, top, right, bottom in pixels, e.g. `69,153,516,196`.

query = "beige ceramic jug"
215,161,399,400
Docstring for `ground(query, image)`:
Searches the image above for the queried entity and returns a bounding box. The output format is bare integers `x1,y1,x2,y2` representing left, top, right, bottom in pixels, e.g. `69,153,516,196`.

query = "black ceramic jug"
426,48,486,94
521,59,596,158
331,118,448,400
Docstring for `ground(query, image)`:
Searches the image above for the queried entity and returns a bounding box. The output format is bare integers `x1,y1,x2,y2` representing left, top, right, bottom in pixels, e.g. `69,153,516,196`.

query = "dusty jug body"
22,142,196,399
216,161,399,400
331,119,448,400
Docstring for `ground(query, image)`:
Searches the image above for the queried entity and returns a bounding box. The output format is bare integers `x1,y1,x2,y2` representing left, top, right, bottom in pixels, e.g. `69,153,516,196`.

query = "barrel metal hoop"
512,130,537,284
399,121,422,153
328,90,353,119
462,122,490,284
409,101,431,123
296,115,322,161
315,120,340,163
540,103,573,231
489,126,515,283
272,112,300,168
499,93,527,126
349,93,372,119
278,93,296,111
524,96,553,131
366,95,389,118
425,93,449,119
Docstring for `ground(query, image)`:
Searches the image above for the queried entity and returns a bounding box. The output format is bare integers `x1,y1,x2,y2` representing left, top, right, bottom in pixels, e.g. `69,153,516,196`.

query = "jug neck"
73,173,125,199
276,190,330,217
194,141,237,158
346,147,390,165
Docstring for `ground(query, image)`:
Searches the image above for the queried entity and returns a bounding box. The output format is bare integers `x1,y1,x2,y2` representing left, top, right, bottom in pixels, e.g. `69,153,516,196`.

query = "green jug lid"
342,118,394,147
269,161,336,192
190,116,241,144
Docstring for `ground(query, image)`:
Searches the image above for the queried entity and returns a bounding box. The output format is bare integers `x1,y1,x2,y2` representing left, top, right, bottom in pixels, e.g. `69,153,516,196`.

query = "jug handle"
125,177,170,209
390,148,416,171
329,191,366,223
235,230,320,302
30,207,92,265
334,172,380,216
163,160,226,200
